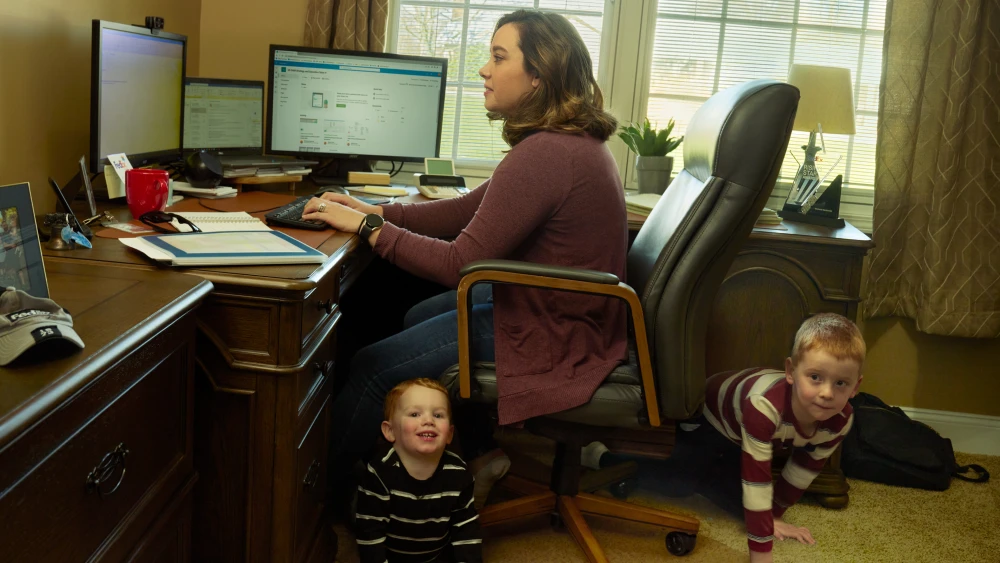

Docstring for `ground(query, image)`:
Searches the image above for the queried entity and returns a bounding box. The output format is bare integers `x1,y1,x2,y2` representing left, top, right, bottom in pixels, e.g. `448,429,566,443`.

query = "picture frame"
0,183,49,298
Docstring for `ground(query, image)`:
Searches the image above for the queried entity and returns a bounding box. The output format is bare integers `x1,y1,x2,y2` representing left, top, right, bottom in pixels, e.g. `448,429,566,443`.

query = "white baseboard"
900,407,1000,457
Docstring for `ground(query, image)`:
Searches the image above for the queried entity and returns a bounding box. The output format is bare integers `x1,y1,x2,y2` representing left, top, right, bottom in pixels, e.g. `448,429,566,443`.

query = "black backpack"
841,392,990,491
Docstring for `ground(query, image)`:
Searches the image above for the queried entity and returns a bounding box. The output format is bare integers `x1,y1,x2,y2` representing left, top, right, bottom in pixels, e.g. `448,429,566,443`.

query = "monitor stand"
309,158,374,189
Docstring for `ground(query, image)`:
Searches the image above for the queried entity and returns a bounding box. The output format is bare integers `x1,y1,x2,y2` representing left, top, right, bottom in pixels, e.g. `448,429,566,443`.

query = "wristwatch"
357,213,385,241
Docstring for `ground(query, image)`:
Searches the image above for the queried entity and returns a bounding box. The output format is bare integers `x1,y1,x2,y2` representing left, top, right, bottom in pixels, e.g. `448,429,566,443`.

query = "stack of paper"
281,167,313,175
756,207,782,226
624,193,661,217
172,181,238,199
223,167,258,178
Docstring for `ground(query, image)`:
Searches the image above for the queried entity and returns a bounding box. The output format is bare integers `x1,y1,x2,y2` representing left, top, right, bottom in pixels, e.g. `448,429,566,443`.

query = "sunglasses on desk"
139,211,202,233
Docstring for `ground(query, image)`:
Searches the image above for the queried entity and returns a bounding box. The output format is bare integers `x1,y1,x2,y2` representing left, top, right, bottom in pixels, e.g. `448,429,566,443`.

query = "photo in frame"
0,183,49,298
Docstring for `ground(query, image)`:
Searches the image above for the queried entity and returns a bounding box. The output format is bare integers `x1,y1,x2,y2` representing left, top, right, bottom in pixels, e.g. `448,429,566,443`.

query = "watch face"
367,214,385,228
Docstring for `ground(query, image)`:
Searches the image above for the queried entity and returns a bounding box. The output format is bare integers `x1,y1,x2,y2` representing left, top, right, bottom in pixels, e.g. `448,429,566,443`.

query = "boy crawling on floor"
583,313,865,562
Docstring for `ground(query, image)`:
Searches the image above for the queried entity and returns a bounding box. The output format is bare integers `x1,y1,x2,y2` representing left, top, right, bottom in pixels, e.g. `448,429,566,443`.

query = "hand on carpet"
773,518,815,545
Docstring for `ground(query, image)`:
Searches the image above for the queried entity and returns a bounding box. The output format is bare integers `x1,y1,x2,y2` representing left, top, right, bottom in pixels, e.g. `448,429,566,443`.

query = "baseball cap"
0,287,85,366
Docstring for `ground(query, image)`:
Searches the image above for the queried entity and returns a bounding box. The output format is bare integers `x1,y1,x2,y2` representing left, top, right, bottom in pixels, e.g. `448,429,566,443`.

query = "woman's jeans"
328,285,495,482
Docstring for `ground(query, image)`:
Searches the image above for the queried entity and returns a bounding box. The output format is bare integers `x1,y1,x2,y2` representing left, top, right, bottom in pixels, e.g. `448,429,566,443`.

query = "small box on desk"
347,171,391,185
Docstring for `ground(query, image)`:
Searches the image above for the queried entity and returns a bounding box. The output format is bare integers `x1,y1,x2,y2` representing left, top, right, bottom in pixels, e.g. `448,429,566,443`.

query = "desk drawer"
294,395,331,561
301,267,338,346
295,326,336,422
0,348,190,562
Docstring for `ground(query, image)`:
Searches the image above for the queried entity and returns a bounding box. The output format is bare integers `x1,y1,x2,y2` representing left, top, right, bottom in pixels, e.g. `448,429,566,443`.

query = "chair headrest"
681,79,800,188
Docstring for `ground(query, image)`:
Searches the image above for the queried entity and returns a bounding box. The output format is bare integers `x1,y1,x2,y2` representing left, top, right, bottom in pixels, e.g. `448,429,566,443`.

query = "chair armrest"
455,259,660,427
460,259,620,285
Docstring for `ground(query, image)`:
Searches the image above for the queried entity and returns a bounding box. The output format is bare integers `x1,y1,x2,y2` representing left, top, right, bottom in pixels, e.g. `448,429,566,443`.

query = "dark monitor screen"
183,78,264,155
90,20,187,173
266,45,447,163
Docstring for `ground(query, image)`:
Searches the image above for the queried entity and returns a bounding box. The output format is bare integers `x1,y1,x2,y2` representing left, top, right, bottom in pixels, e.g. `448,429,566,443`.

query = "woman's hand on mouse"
317,192,383,216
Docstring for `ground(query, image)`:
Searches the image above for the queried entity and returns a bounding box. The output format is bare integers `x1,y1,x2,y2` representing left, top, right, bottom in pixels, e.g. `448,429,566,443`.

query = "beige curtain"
863,0,1000,338
304,0,388,52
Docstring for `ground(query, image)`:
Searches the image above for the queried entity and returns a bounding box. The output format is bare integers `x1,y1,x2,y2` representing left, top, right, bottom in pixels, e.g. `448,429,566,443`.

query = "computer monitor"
183,78,264,156
266,45,447,167
90,20,187,174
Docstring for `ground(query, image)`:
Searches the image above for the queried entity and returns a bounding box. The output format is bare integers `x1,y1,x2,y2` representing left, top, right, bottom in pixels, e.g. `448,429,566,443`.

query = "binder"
120,230,327,266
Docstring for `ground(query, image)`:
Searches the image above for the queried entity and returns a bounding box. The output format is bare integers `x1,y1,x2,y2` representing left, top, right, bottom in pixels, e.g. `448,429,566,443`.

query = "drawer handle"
313,359,334,379
303,460,322,488
317,299,334,315
86,443,130,498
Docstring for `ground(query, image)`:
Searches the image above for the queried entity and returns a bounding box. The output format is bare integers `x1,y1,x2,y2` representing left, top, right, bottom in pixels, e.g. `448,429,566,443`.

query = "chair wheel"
550,512,564,530
666,531,696,556
610,478,638,499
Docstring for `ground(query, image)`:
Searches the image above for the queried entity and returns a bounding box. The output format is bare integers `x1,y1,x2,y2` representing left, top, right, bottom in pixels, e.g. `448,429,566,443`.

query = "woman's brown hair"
488,10,617,147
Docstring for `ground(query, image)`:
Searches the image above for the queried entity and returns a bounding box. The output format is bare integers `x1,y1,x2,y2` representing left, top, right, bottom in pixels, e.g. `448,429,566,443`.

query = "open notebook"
171,212,270,232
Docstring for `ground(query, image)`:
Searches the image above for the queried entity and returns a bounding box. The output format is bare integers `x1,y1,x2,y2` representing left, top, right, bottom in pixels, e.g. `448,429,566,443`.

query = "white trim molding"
900,407,1000,457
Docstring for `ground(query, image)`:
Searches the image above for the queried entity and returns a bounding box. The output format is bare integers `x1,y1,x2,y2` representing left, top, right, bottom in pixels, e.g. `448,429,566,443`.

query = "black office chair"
442,79,799,560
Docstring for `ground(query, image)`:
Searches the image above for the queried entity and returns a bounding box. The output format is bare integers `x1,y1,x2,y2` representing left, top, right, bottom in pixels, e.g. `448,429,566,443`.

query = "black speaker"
184,150,223,188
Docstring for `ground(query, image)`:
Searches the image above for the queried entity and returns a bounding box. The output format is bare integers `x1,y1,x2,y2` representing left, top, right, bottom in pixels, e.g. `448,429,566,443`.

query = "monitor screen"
266,46,447,163
183,78,264,153
90,20,186,173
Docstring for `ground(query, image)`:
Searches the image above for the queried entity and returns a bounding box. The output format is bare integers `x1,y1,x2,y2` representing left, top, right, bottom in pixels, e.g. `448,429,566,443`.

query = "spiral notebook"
171,212,271,232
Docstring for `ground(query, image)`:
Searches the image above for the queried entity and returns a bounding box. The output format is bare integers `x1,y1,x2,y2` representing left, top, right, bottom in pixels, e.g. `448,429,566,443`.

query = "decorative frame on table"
0,183,49,298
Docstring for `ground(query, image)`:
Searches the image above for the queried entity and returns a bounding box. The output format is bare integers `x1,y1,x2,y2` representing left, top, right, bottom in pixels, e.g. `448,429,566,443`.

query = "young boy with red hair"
702,312,865,562
354,378,482,563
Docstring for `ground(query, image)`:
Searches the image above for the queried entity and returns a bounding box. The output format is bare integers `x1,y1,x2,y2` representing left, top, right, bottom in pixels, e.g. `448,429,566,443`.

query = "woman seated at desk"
303,9,628,510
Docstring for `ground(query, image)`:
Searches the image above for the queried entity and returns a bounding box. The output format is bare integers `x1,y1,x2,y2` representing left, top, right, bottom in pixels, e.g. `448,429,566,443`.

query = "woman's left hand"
301,197,365,234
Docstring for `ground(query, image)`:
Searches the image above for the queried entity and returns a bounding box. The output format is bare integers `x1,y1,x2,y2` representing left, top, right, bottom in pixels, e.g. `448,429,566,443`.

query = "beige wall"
198,0,311,81
860,317,1000,417
0,0,201,213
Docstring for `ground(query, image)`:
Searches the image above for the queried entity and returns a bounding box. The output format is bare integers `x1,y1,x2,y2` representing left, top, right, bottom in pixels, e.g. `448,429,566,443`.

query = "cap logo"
31,325,63,343
7,309,52,322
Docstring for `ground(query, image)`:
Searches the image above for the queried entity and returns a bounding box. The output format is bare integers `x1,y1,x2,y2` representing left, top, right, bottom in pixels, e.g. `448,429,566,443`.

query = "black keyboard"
264,196,328,230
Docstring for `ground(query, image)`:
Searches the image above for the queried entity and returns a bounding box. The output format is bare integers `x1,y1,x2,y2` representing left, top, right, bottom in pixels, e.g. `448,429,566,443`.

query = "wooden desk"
44,191,368,563
0,261,211,562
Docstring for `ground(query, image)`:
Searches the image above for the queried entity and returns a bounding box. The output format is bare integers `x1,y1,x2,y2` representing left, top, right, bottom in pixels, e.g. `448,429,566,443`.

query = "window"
647,0,887,192
390,0,610,165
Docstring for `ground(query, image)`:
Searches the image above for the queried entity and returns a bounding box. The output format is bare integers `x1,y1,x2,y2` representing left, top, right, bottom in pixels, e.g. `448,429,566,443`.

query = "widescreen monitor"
183,78,264,155
266,45,447,163
90,20,187,173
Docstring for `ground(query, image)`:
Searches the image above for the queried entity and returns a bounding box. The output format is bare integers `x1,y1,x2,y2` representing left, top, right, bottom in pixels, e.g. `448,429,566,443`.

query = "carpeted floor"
334,436,999,562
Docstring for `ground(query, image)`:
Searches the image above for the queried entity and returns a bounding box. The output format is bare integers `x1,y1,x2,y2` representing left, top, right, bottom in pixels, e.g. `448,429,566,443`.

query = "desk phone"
416,174,469,199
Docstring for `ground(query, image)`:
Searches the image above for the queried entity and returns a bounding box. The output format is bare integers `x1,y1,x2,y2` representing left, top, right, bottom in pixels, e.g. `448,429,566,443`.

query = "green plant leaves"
617,117,683,157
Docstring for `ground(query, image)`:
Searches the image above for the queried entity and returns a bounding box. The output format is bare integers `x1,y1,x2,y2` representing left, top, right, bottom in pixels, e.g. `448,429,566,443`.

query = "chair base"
480,491,700,561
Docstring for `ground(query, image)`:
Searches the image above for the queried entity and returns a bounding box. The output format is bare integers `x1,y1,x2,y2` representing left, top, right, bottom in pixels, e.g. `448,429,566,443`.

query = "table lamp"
779,64,856,228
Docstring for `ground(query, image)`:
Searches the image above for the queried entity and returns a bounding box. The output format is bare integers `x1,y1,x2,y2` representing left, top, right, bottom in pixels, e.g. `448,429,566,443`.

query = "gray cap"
0,287,84,365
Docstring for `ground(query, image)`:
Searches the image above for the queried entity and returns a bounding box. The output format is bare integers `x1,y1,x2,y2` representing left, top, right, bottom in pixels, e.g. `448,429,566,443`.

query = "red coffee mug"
125,168,169,219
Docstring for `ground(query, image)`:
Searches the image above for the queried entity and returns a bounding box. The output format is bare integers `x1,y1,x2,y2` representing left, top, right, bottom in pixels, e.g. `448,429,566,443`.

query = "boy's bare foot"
469,448,510,509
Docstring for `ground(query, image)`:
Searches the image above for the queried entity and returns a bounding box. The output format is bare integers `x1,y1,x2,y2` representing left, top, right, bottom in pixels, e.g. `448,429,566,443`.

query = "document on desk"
171,212,271,232
120,230,327,266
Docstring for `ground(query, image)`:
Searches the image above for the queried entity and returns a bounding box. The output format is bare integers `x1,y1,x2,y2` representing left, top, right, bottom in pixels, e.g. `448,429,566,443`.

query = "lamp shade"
787,64,856,135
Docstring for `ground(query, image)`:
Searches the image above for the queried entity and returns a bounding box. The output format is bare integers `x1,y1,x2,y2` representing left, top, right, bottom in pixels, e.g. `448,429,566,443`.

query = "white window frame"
384,0,875,232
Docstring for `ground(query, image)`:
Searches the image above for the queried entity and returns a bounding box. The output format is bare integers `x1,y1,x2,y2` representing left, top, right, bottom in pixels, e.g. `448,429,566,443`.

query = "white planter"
635,156,674,195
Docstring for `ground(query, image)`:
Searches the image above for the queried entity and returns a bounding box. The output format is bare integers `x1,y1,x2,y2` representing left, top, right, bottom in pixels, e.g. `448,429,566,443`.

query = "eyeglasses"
139,211,202,233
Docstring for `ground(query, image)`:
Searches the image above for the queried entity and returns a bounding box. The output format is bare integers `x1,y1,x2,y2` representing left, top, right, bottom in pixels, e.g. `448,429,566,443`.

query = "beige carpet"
335,438,999,563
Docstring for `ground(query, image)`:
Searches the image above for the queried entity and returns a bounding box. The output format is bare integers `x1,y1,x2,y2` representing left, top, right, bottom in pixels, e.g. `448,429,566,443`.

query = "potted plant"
618,118,683,194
